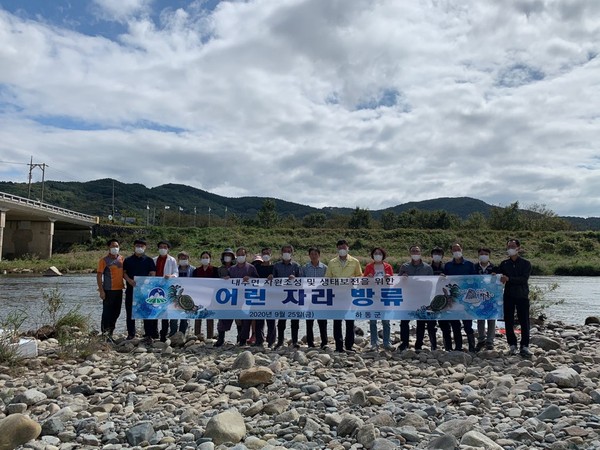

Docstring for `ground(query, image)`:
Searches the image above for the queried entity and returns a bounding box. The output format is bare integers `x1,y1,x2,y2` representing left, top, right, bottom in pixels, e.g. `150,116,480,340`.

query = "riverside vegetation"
2,226,600,276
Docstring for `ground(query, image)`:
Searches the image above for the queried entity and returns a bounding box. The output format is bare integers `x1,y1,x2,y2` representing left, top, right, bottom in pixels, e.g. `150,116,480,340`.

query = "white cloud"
0,1,599,216
92,0,151,22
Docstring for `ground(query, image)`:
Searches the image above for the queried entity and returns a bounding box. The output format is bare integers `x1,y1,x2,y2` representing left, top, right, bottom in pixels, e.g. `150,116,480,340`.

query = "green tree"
464,212,487,229
256,199,278,228
522,203,571,231
488,201,522,231
348,207,372,229
302,213,327,228
380,211,398,230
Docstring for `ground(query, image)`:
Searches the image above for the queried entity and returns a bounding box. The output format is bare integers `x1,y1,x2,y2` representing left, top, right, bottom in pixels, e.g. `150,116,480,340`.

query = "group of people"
97,237,532,357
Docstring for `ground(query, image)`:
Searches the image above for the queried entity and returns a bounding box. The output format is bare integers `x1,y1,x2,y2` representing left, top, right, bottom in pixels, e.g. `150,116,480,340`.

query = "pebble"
2,321,600,449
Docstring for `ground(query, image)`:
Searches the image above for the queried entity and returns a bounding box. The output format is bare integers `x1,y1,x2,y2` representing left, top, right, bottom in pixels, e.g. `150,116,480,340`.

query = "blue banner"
132,275,504,320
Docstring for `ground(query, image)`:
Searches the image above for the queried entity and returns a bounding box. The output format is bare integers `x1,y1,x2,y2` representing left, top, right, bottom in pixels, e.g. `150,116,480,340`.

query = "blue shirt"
302,261,327,277
444,258,476,275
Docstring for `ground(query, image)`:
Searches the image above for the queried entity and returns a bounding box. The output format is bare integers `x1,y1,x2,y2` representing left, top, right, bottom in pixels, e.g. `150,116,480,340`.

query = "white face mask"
158,248,168,256
201,258,210,266
109,247,119,256
453,251,463,259
262,254,271,262
223,256,232,263
479,255,490,263
338,249,348,257
282,252,292,261
179,259,189,266
236,255,246,264
135,246,145,255
373,254,383,262
507,248,518,256
432,254,443,263
411,254,422,262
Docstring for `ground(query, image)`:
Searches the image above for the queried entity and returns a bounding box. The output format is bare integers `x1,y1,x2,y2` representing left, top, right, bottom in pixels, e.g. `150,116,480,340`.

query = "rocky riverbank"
2,321,600,450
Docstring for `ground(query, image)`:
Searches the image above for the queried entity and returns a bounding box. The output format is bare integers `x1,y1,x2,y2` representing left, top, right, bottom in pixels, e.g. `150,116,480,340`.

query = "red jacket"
363,261,394,277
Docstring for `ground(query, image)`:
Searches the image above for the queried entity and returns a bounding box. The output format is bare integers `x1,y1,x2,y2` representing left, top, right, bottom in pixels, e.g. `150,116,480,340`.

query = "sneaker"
369,345,379,352
397,343,408,352
508,345,518,355
126,335,135,341
485,343,494,351
520,347,533,358
475,341,486,352
142,336,153,345
383,345,395,351
274,341,284,350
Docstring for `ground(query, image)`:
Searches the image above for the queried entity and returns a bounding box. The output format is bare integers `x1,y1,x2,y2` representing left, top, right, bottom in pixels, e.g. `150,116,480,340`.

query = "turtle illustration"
428,287,453,312
169,285,198,312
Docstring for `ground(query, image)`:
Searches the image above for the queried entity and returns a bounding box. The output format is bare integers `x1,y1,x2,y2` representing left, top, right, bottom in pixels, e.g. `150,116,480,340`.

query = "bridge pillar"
2,218,55,259
0,209,6,262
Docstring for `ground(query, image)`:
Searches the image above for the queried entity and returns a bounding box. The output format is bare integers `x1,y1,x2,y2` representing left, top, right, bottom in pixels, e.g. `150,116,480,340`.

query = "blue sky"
0,0,599,217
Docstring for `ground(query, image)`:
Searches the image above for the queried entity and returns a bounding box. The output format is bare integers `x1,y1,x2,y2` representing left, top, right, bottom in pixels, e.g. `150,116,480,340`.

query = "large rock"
12,389,47,406
438,352,473,366
461,430,503,449
238,367,274,388
356,423,379,448
530,335,561,350
126,422,155,446
232,351,255,370
169,331,186,347
0,414,42,450
436,418,476,438
427,434,458,450
536,404,562,421
545,368,580,388
204,409,246,445
338,414,364,437
367,413,396,427
263,399,290,415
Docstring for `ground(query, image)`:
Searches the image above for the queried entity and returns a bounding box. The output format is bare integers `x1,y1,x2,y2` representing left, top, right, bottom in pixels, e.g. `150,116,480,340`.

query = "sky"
0,0,599,217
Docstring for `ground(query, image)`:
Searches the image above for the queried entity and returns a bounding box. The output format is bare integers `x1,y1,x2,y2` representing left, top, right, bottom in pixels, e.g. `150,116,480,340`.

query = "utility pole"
146,202,150,227
193,207,197,227
27,156,47,202
111,180,115,221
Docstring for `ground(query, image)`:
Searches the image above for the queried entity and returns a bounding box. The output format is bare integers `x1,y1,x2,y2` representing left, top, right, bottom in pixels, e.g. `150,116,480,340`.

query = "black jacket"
498,256,532,299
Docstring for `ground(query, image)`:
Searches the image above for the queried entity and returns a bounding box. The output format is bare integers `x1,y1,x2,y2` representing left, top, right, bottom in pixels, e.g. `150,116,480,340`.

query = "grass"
1,226,600,275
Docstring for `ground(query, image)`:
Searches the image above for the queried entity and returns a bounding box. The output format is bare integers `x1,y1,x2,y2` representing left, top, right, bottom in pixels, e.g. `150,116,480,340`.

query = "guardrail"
0,191,99,223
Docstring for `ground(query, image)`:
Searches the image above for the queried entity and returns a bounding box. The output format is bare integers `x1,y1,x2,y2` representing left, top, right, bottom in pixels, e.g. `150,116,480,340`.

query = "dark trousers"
144,320,159,338
306,320,328,347
504,296,530,348
439,320,462,350
266,320,277,346
169,320,189,335
101,290,123,335
277,319,299,344
415,320,437,350
400,320,410,345
238,320,252,345
462,320,474,335
125,287,136,338
333,319,354,351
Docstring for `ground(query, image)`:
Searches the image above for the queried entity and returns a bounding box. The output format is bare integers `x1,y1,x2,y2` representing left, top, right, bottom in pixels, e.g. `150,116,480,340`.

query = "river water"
1,275,599,335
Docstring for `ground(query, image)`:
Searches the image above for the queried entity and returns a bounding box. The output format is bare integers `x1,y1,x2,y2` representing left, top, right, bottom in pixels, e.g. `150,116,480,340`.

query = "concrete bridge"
0,191,99,260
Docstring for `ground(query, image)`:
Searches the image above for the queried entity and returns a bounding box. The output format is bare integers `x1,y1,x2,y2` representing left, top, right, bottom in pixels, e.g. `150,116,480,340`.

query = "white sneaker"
370,345,379,352
508,345,518,355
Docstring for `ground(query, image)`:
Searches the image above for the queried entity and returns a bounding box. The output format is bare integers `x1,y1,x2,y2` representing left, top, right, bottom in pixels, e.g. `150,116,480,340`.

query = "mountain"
0,179,597,229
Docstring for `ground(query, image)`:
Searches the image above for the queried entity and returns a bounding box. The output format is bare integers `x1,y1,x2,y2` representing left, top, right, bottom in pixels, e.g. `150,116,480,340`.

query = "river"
1,275,599,335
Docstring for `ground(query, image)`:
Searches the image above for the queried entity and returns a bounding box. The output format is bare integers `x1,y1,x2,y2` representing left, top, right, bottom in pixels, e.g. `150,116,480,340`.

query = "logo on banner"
146,287,168,306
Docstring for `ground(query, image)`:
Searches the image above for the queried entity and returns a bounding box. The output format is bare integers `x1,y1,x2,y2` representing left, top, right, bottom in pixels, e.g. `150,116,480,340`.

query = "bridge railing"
0,191,99,223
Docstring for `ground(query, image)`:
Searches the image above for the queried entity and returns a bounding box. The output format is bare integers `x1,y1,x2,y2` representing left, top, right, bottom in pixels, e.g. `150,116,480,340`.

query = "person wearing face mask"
161,251,195,338
96,239,125,342
154,241,179,343
228,247,259,347
431,247,457,351
123,239,157,340
399,246,434,352
191,251,217,340
271,245,303,349
215,248,237,347
303,247,329,349
363,247,394,351
475,247,497,351
498,239,532,358
444,243,477,352
254,247,276,348
325,239,363,353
